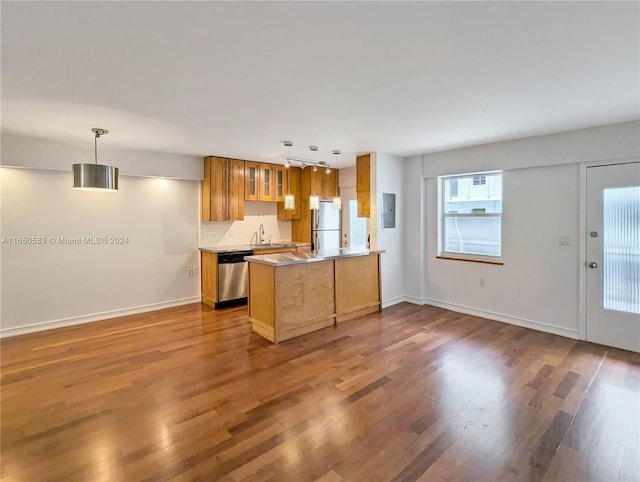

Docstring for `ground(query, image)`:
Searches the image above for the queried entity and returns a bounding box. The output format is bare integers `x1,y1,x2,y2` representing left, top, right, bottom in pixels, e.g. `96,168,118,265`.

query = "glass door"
586,162,640,352
340,187,367,248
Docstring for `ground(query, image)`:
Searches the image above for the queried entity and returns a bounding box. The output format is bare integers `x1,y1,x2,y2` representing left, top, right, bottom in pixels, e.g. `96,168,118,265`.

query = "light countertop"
199,242,310,254
245,248,384,266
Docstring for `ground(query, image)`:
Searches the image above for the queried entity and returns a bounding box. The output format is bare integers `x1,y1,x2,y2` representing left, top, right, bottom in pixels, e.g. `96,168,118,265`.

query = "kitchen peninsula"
246,249,384,343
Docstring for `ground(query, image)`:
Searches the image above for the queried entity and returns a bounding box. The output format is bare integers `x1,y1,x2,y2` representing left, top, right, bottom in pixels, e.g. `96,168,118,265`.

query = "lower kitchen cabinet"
201,251,218,308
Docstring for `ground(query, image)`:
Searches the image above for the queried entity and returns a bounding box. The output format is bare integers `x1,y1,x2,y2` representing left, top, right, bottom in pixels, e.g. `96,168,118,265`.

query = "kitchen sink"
251,243,296,248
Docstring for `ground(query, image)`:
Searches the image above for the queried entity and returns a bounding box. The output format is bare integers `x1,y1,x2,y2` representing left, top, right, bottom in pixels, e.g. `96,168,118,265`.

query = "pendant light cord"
95,132,98,165
287,144,291,195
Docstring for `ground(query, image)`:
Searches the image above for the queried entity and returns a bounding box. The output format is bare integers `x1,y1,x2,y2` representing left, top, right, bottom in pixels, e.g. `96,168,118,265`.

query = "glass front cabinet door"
244,161,259,201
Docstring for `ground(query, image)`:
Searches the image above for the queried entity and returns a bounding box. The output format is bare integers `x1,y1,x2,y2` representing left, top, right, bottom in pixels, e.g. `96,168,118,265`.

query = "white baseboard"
395,296,579,340
382,296,407,309
403,296,424,306
0,296,202,338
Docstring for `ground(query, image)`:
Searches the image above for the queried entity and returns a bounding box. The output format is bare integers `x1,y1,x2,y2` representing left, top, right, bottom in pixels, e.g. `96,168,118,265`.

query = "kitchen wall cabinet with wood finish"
277,166,302,220
202,156,245,221
273,165,287,202
244,161,259,201
356,153,371,218
245,162,288,202
305,167,339,200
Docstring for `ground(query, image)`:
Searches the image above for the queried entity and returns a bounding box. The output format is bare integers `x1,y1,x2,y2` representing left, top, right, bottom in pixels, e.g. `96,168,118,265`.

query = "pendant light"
73,128,118,191
283,141,295,210
309,146,320,210
332,150,342,209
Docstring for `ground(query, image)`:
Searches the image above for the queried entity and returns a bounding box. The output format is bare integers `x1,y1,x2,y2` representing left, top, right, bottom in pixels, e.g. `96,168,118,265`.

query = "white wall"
200,202,292,247
422,120,640,176
424,164,580,337
338,166,356,188
404,120,640,339
1,134,203,180
1,168,201,336
403,156,426,303
375,153,405,307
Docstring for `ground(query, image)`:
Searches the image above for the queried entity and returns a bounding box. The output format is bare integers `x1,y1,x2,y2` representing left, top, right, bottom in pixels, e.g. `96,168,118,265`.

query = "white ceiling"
2,1,638,167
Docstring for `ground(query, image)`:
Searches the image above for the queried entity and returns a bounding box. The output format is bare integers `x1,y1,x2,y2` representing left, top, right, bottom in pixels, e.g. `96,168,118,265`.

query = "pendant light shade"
309,195,320,210
284,193,295,210
73,163,118,191
73,128,119,191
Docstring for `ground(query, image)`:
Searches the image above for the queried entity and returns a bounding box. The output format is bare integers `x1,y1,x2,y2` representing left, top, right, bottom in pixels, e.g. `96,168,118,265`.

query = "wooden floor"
1,302,639,482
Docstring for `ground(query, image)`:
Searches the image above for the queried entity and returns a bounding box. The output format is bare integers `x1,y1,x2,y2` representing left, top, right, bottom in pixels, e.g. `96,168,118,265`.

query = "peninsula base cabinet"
200,251,218,308
248,252,382,343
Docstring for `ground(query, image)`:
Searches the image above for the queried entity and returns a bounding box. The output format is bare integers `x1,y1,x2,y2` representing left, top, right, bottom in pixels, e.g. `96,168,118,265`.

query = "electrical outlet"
187,268,194,277
479,278,485,286
193,267,199,276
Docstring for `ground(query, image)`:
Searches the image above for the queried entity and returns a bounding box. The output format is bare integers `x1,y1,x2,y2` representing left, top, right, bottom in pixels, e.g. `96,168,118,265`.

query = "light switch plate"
559,236,571,246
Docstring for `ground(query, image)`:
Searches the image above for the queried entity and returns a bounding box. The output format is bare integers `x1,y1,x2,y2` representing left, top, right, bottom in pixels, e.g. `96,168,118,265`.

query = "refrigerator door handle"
316,212,320,230
316,233,320,252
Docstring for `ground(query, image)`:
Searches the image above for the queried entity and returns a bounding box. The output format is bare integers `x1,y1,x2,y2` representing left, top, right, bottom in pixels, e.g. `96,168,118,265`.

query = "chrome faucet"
259,224,265,245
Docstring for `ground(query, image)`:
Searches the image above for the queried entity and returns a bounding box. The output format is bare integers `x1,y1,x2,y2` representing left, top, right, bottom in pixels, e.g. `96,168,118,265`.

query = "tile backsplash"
200,201,292,247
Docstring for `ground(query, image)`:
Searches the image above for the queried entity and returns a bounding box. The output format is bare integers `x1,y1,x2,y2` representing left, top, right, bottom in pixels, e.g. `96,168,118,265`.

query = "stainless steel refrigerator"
311,201,341,252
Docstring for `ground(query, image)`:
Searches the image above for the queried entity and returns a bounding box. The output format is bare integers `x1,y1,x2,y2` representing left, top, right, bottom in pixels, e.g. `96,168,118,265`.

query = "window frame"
438,171,503,265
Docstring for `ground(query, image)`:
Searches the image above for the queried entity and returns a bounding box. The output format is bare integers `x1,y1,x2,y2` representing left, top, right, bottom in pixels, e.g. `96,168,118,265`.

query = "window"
440,172,502,261
449,179,458,197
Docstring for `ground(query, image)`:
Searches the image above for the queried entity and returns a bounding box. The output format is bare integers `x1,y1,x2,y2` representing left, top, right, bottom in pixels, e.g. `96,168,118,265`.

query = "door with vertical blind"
340,187,367,248
585,162,640,352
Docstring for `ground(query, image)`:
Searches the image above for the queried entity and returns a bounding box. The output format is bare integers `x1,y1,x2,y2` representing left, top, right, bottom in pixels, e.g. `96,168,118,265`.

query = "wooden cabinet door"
291,200,311,242
228,159,245,220
310,168,323,199
202,157,213,221
202,156,228,221
202,157,245,221
201,252,218,307
356,154,371,218
245,161,259,201
277,166,301,220
274,165,287,202
323,169,339,198
259,163,275,201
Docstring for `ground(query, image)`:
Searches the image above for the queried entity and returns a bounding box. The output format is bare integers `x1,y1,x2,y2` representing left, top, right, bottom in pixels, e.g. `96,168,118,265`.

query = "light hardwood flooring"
1,302,639,481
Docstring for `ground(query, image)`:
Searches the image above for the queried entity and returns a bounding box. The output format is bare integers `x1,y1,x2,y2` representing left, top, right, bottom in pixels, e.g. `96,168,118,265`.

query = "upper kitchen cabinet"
245,162,286,202
274,165,287,202
202,156,245,221
277,166,301,220
244,161,259,201
301,167,340,200
356,154,371,218
324,169,339,198
259,163,275,201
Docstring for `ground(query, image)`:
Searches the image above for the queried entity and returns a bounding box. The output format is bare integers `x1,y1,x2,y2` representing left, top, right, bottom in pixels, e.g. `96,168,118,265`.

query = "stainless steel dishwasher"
216,250,252,308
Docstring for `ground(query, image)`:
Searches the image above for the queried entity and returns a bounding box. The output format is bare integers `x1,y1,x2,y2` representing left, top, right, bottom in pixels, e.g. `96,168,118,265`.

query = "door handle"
316,233,320,252
588,261,598,269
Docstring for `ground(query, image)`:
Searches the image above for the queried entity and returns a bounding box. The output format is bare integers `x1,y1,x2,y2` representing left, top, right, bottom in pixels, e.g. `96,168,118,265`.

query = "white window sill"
437,253,503,265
